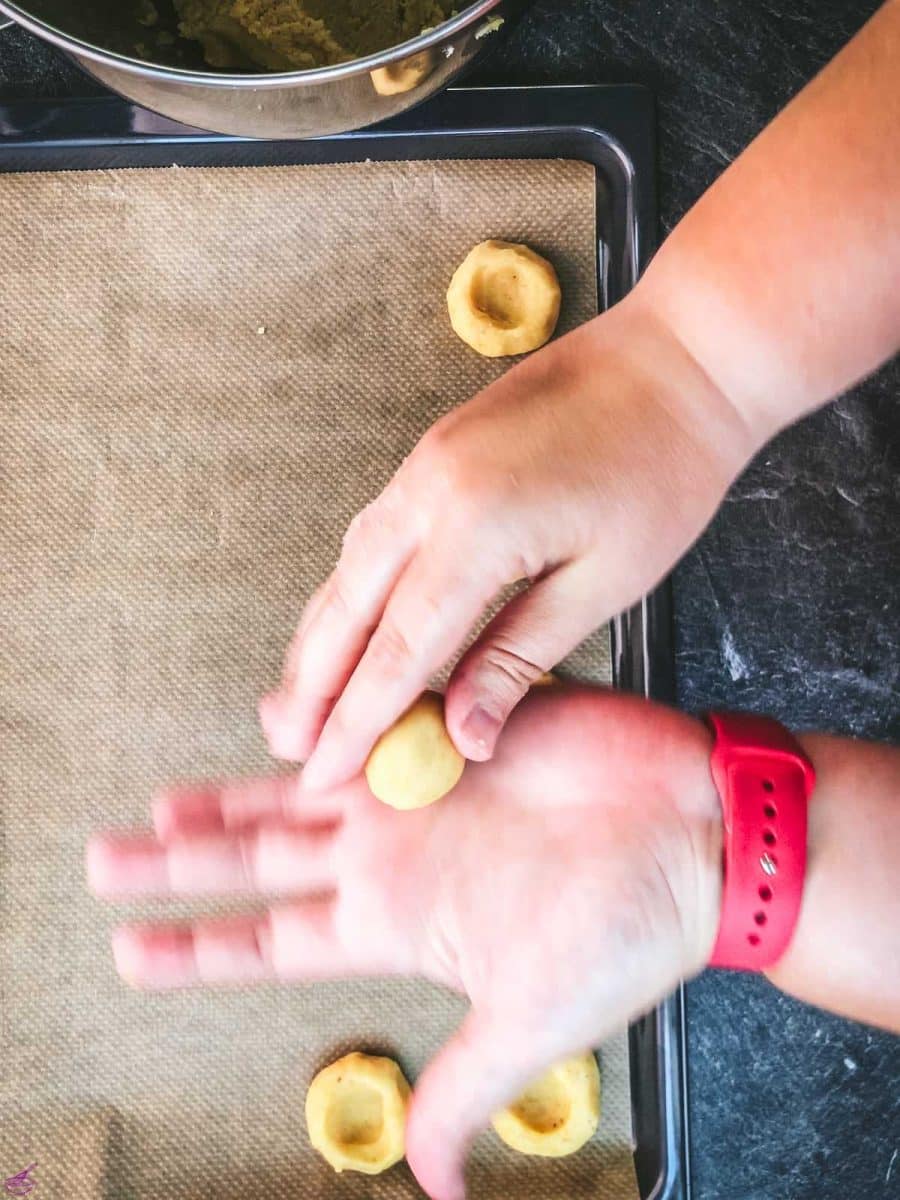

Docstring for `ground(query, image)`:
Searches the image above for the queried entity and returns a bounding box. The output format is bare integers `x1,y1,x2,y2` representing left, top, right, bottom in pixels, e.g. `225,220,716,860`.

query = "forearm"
764,733,900,1032
639,0,900,441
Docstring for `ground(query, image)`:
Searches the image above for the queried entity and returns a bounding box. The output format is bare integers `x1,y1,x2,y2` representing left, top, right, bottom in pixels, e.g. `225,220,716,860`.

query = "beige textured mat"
0,158,634,1198
0,1109,111,1200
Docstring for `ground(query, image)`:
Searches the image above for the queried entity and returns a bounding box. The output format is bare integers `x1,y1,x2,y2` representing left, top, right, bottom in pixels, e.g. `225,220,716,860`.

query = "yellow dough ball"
446,239,562,357
370,50,435,95
305,1052,411,1175
491,1052,601,1157
365,690,465,810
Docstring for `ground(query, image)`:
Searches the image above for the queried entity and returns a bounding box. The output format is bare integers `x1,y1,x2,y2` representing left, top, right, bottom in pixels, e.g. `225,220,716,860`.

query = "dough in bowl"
365,690,465,809
370,49,435,94
175,0,453,70
447,239,561,357
305,1052,411,1174
492,1052,601,1157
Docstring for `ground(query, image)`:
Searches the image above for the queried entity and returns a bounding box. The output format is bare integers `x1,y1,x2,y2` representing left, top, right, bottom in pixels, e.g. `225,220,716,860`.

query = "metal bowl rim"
0,0,501,87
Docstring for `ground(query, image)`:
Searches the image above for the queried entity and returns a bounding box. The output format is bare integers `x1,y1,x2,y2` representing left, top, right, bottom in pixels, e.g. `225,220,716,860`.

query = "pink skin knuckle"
343,501,387,550
413,420,452,466
314,704,351,759
449,470,495,522
321,574,356,624
404,588,446,639
508,546,548,583
266,911,303,978
366,617,416,678
416,426,491,511
470,645,542,707
292,584,357,684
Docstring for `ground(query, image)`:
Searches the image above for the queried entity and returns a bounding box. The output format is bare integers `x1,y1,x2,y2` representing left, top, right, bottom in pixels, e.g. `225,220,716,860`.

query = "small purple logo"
4,1164,37,1197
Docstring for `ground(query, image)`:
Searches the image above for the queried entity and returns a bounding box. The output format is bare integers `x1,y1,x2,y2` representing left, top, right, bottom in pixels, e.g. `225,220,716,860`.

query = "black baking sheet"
0,82,687,1200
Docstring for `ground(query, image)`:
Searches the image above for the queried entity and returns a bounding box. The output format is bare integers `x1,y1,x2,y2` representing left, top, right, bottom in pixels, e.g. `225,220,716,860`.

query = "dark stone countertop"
1,4,898,1198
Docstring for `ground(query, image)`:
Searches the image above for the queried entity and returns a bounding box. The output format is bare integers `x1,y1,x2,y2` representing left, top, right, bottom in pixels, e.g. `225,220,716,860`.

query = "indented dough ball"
491,1052,601,1157
305,1052,411,1175
447,239,562,357
365,690,465,810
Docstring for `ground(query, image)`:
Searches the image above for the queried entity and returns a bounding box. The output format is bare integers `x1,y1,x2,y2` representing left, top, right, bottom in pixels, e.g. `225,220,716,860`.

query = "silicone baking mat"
0,155,638,1198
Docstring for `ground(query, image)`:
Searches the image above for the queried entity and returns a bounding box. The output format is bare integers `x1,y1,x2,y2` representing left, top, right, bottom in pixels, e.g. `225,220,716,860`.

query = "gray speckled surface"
1,3,898,1198
677,393,899,742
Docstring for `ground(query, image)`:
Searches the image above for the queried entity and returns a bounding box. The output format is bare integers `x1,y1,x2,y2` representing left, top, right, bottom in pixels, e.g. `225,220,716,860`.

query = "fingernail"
263,724,305,762
111,927,145,986
259,689,290,725
298,751,331,793
85,836,114,896
258,693,307,761
300,743,357,793
258,691,282,735
460,705,501,759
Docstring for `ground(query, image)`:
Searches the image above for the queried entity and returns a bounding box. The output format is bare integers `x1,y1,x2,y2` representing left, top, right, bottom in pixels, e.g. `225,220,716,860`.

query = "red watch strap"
707,712,816,971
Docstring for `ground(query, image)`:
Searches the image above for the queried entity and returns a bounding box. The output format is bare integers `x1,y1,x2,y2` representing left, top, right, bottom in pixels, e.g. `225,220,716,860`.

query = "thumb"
405,1011,553,1200
445,561,602,761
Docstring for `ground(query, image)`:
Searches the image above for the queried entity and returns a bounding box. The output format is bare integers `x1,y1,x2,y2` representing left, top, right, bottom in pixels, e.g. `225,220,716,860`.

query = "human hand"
88,688,722,1199
259,289,760,792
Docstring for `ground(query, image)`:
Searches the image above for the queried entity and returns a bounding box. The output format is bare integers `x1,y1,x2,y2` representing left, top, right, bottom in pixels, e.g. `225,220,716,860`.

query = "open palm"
88,688,721,1200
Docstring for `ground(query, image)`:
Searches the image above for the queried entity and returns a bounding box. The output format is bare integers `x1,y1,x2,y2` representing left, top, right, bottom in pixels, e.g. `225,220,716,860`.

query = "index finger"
299,547,505,793
108,899,409,989
260,494,415,762
151,772,354,841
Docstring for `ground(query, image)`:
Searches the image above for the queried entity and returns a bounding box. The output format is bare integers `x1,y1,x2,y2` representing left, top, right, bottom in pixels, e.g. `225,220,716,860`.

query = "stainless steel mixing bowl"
0,0,519,138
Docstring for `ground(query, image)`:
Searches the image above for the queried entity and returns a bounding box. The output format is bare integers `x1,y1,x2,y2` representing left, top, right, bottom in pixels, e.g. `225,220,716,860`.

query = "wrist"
702,714,821,973
761,733,900,1031
689,787,725,974
635,228,804,450
762,732,823,987
605,282,763,481
672,717,724,973
637,240,777,443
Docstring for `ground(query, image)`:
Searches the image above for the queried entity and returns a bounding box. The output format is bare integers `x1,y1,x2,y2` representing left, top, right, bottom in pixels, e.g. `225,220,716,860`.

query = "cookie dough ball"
306,1052,411,1175
371,49,435,95
365,690,465,810
447,240,561,357
492,1052,601,1157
